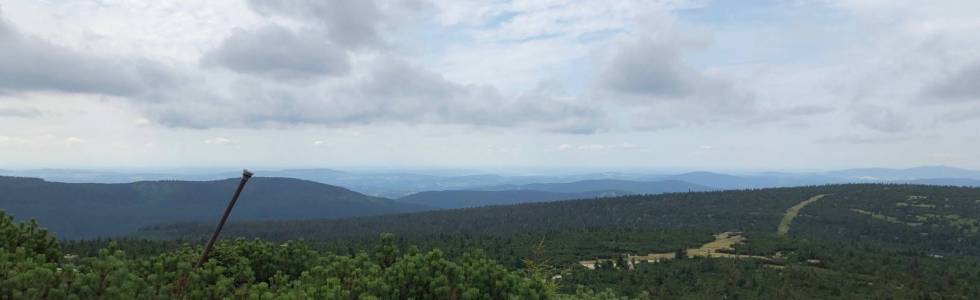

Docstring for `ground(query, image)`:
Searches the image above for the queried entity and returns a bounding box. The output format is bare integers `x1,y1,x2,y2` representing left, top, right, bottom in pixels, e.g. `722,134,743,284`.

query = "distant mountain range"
645,172,849,190
637,167,980,189
4,166,980,197
137,184,980,260
826,166,980,181
5,165,980,239
0,176,425,239
481,179,713,194
0,168,526,198
397,189,629,209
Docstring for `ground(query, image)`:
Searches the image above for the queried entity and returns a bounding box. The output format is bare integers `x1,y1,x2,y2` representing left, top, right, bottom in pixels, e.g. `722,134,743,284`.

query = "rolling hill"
9,166,980,197
140,184,980,257
69,183,980,298
140,185,826,242
0,176,426,239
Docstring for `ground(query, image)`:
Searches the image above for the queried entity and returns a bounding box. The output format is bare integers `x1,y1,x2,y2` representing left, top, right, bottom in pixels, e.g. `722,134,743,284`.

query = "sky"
1,0,979,172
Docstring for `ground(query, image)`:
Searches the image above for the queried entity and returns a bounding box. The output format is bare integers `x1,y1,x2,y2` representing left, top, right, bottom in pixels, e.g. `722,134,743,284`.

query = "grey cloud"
939,107,980,123
2,4,600,133
246,0,384,48
783,105,836,116
352,58,603,132
923,61,980,103
0,11,177,97
143,56,604,133
201,24,350,79
357,57,459,100
596,34,758,130
852,105,910,132
348,58,603,132
600,38,694,97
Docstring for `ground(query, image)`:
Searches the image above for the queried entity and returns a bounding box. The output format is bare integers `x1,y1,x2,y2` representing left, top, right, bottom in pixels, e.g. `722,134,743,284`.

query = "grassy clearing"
915,213,980,233
777,194,826,236
582,193,830,269
896,202,936,208
579,232,771,269
851,210,978,232
850,209,921,226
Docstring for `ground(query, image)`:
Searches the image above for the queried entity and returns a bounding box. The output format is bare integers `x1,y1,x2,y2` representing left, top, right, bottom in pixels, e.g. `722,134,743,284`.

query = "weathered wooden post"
172,169,253,295
194,169,253,268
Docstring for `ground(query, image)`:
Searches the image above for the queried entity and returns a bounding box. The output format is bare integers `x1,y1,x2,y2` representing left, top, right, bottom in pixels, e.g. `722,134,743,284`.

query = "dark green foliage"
130,184,980,299
0,210,549,299
143,184,980,260
562,236,980,299
143,186,835,240
0,211,60,262
71,229,714,270
792,185,980,256
9,184,980,299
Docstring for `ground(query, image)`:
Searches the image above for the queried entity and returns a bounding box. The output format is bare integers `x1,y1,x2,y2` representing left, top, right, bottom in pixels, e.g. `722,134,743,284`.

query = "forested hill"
395,179,712,209
142,185,829,240
0,176,426,239
142,184,980,257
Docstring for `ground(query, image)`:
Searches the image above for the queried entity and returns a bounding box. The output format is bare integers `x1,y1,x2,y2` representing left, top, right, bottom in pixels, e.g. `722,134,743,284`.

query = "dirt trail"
777,194,826,236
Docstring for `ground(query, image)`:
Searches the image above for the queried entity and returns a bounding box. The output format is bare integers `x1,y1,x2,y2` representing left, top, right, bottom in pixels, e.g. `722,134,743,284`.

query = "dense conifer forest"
3,212,554,299
5,184,980,298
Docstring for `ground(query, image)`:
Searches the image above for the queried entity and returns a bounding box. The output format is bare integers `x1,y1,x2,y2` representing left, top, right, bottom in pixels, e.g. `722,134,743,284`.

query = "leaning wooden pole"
172,169,253,295
194,169,253,268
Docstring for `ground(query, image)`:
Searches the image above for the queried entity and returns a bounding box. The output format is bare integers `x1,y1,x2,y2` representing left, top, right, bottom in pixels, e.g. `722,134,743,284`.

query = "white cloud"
0,14,178,97
851,105,910,133
817,0,980,131
203,137,233,145
138,55,604,133
65,136,87,146
336,129,362,137
0,135,32,145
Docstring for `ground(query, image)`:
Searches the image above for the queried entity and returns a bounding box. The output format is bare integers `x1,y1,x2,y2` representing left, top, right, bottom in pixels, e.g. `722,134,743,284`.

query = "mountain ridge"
0,175,426,239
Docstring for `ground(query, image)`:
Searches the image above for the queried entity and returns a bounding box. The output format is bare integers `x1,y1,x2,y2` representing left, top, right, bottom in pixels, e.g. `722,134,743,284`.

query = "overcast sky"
1,0,979,172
